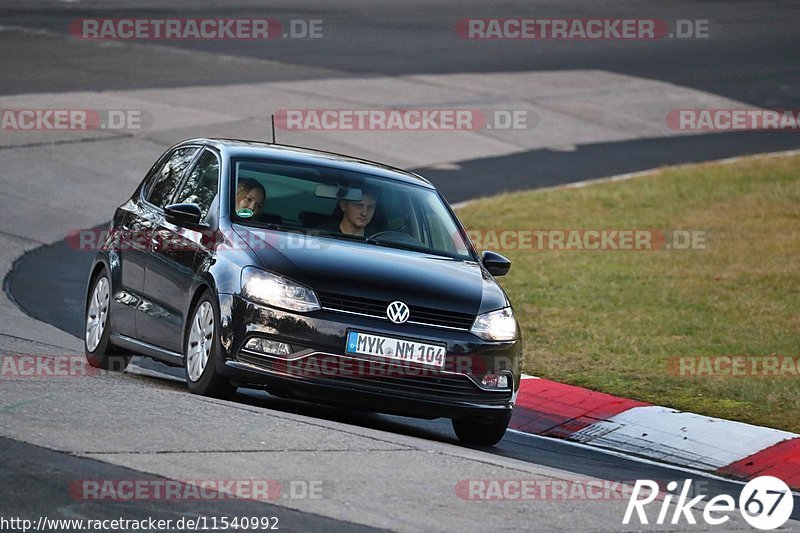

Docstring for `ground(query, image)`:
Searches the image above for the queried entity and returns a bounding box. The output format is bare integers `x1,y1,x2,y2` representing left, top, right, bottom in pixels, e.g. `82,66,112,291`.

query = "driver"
318,186,378,236
338,192,377,236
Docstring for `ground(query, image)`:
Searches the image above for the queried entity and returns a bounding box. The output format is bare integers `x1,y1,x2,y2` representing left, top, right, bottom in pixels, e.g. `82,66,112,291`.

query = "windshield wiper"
315,231,409,249
315,230,365,242
364,236,450,257
250,222,314,236
314,231,462,260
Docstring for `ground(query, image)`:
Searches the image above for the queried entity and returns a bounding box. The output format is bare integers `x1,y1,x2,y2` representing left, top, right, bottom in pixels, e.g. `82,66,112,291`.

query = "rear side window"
145,147,200,208
173,150,220,223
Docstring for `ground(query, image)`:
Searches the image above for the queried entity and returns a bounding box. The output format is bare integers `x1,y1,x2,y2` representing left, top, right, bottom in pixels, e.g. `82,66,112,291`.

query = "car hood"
232,225,508,316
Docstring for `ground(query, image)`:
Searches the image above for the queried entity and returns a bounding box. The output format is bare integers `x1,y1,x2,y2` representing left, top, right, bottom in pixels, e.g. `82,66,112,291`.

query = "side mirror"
482,250,511,277
164,203,203,225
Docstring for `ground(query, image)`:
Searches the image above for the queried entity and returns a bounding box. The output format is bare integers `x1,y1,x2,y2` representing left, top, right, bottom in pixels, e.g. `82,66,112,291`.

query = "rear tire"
184,290,236,400
452,413,511,446
85,269,131,372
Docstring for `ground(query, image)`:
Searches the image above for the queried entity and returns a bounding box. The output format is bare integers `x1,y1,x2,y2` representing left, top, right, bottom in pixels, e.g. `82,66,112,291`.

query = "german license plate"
345,331,446,368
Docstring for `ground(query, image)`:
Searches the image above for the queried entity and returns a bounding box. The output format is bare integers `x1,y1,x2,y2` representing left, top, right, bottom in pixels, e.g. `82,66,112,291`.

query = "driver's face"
341,195,377,230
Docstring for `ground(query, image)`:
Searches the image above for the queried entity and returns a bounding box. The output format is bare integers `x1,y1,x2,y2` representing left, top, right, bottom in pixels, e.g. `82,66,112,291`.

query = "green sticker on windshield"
236,208,254,218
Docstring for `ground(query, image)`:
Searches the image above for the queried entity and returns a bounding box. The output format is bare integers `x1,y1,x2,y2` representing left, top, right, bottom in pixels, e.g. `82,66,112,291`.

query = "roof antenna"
271,114,276,144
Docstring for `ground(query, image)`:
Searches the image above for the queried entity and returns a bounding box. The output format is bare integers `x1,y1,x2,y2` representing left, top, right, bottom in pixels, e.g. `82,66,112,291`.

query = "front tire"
85,269,131,372
452,413,512,446
185,290,236,399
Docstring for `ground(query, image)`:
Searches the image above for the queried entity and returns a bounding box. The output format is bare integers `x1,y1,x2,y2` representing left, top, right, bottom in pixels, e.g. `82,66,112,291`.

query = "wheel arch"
183,275,217,350
86,255,114,307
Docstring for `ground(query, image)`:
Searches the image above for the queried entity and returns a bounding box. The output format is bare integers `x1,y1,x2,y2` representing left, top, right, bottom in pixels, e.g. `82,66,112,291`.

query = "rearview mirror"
164,203,203,225
481,250,511,277
315,184,363,201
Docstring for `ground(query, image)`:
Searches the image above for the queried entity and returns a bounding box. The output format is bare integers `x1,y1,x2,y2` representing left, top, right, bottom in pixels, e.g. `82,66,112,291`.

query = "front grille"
317,292,474,330
318,292,386,316
236,351,512,405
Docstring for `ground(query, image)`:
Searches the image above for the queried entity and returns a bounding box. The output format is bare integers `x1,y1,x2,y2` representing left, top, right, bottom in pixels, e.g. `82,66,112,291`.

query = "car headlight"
470,307,518,341
241,267,320,312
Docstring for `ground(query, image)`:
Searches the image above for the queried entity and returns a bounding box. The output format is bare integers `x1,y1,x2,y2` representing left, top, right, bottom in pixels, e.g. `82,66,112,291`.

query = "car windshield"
230,158,475,261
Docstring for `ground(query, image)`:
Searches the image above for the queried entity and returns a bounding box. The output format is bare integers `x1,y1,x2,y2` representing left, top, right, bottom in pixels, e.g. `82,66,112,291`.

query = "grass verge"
456,153,800,432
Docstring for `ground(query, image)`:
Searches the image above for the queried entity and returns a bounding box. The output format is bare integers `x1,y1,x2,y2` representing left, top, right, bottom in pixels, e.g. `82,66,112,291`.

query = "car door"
113,146,200,339
139,148,220,354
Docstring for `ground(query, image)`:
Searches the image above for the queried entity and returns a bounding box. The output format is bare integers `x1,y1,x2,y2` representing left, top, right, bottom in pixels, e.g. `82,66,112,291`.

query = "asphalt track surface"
1,0,800,110
0,437,381,533
2,1,800,531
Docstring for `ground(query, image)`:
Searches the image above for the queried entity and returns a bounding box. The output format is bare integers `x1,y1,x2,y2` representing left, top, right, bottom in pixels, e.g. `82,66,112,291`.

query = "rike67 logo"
624,476,794,530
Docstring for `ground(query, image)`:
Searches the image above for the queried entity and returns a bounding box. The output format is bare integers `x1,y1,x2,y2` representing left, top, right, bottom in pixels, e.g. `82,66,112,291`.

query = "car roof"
177,138,435,189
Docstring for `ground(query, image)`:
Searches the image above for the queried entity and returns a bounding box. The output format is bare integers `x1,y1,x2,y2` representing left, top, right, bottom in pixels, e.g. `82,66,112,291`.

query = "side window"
173,150,220,223
145,147,200,208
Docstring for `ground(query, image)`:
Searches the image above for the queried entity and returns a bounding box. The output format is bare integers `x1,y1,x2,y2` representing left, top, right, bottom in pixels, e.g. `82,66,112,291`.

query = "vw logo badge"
386,301,410,324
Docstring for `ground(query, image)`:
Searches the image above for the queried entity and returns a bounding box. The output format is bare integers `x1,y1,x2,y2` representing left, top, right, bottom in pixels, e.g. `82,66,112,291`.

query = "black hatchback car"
85,139,522,445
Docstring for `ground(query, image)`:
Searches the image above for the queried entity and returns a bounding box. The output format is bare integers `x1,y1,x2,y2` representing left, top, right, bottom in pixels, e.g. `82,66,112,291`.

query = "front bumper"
216,294,522,420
